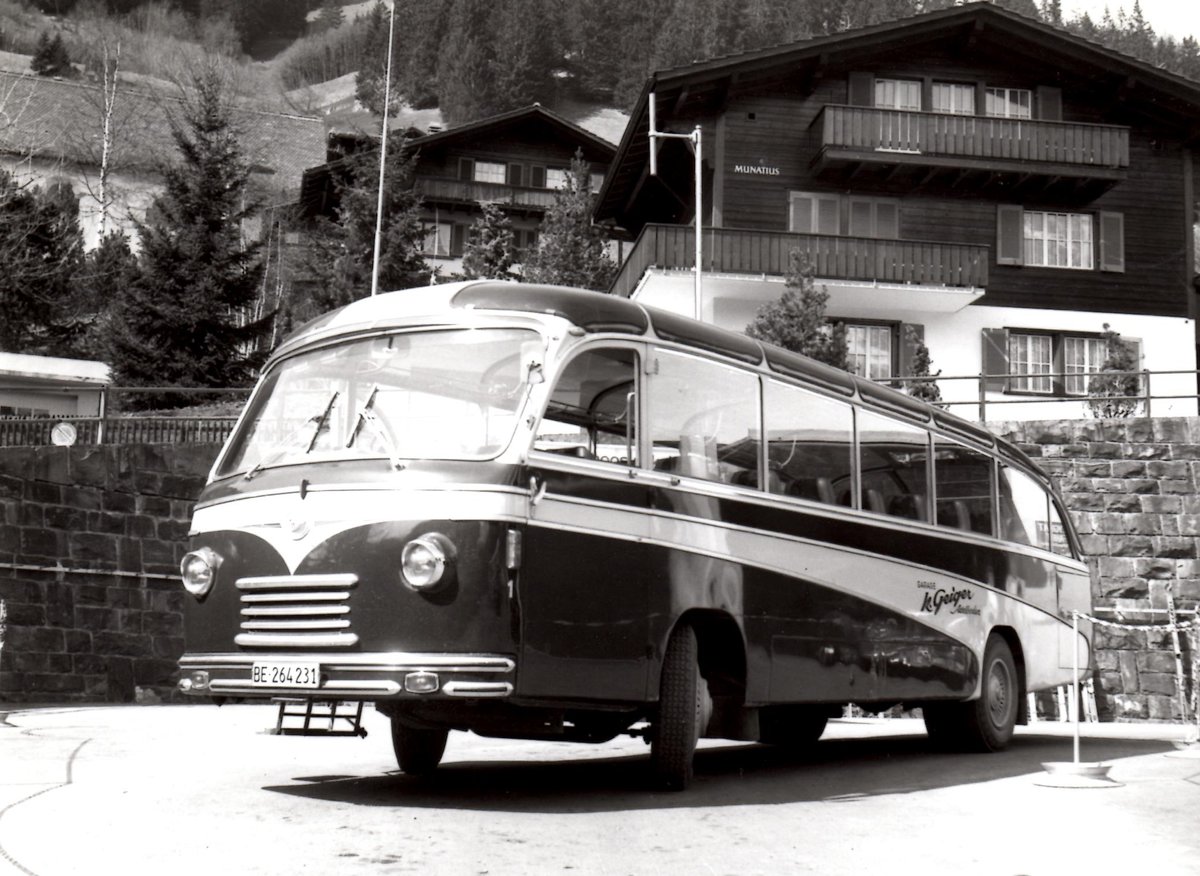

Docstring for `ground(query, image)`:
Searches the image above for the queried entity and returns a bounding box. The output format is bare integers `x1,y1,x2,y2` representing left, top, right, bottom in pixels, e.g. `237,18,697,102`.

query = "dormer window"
986,87,1032,119
932,82,975,115
874,78,921,111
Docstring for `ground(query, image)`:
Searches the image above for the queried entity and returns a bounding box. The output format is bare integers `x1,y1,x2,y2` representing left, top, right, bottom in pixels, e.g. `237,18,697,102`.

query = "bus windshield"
217,327,541,478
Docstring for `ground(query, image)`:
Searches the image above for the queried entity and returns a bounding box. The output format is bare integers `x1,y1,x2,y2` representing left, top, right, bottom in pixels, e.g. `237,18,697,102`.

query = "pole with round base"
1035,611,1121,788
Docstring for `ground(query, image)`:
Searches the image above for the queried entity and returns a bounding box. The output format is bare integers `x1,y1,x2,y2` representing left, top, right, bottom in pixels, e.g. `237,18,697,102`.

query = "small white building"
0,352,110,417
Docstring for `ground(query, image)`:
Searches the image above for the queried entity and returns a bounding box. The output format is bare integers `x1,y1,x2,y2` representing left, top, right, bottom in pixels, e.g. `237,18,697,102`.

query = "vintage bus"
177,281,1092,790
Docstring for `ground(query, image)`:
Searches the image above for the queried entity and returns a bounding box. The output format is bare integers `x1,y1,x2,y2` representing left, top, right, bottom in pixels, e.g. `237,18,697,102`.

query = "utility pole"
370,1,396,298
648,92,703,321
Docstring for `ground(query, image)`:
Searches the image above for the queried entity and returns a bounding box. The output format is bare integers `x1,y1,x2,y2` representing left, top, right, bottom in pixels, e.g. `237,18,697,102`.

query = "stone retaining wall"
991,418,1199,722
0,444,218,702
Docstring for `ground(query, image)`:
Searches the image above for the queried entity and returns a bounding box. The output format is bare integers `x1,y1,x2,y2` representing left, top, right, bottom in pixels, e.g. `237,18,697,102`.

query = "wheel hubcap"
987,658,1013,728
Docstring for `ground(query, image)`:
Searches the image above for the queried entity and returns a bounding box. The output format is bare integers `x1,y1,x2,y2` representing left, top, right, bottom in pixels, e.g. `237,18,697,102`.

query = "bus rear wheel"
924,635,1019,752
390,718,449,776
651,624,709,791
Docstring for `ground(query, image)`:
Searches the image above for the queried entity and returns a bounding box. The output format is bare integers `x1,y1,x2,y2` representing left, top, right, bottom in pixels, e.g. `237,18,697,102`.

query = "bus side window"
534,347,638,466
763,380,853,505
933,439,995,536
857,409,930,522
648,351,759,486
998,465,1050,550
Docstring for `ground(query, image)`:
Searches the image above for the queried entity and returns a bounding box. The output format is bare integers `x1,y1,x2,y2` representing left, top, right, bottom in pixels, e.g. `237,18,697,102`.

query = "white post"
370,2,396,298
646,93,704,321
1072,610,1081,764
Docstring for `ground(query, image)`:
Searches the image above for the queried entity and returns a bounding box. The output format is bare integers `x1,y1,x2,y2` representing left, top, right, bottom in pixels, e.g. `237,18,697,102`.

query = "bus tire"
923,635,1018,752
391,719,448,776
651,624,704,791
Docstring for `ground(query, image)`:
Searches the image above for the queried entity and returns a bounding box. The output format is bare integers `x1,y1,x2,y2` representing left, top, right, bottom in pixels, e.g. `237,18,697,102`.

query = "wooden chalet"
300,104,617,276
595,3,1200,419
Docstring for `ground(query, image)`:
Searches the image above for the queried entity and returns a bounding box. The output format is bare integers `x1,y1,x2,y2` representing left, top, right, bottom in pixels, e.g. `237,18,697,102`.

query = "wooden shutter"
458,158,474,181
789,193,814,233
450,223,466,256
507,163,524,186
529,165,546,188
996,204,1024,265
1036,86,1062,121
1099,211,1125,272
848,71,874,106
981,328,1010,393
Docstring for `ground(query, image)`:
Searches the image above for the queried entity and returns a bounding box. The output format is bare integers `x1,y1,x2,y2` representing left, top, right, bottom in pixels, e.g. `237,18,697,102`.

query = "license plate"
250,662,320,688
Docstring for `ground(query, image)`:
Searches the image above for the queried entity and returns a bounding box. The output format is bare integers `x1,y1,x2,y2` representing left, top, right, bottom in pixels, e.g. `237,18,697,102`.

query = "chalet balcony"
415,177,560,212
812,105,1129,193
610,224,988,327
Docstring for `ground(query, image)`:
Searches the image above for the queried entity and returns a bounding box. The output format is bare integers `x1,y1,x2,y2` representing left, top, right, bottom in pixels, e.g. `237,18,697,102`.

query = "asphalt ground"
1,704,1197,876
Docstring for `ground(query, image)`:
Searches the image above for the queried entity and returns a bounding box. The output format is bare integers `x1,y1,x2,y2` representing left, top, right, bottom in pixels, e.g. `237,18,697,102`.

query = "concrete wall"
1,425,1197,718
0,444,217,703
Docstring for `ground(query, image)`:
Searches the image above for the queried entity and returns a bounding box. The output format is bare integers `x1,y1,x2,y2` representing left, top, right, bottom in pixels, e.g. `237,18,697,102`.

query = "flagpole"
370,1,396,297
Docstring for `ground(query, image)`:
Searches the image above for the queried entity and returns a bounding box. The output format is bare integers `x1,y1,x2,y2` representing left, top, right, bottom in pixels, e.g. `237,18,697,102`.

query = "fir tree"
436,0,495,125
489,0,555,112
110,67,267,406
31,31,72,78
314,0,345,33
462,202,518,280
76,231,141,362
0,172,85,355
306,145,430,312
745,250,848,370
523,151,614,291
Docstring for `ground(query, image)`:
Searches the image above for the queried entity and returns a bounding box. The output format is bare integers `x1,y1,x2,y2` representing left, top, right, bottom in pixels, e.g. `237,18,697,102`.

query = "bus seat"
953,500,971,530
730,469,758,488
815,477,835,504
866,489,886,514
886,493,924,521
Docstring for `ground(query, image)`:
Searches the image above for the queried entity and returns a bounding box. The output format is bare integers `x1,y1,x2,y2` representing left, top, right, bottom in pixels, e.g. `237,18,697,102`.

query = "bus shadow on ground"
263,731,1174,813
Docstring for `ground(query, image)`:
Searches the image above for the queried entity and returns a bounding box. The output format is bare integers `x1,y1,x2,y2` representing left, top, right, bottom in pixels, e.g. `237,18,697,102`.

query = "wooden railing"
0,416,237,447
816,105,1130,169
415,177,561,209
609,224,989,298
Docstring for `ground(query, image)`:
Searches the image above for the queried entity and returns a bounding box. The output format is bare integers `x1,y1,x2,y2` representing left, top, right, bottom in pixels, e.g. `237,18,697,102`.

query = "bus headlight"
181,547,222,600
401,534,455,592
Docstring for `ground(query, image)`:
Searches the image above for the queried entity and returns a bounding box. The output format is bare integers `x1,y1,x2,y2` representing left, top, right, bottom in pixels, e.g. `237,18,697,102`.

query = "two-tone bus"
177,281,1092,790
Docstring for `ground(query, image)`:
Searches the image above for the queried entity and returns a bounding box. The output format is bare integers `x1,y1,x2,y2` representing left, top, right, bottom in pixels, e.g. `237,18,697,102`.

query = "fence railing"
0,416,238,447
891,367,1198,423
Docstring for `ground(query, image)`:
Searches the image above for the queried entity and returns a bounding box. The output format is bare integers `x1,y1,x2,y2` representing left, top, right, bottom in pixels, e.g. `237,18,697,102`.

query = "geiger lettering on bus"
920,586,976,615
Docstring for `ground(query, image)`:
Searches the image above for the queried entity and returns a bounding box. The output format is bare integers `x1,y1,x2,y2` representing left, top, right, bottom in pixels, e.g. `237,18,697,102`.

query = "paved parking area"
1,704,1197,876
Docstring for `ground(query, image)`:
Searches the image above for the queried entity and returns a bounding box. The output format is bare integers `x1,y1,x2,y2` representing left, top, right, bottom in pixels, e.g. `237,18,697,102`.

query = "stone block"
1147,460,1192,479
44,505,88,531
1135,651,1179,674
2,602,45,625
10,652,73,674
1087,442,1123,459
24,481,62,504
92,631,152,658
1111,460,1147,478
102,490,137,514
65,630,92,653
5,625,65,653
142,611,181,637
61,485,103,512
24,673,84,694
1066,492,1105,512
1135,557,1176,579
1128,443,1171,460
1153,419,1193,443
72,654,108,675
151,636,185,659
1098,556,1138,578
1138,672,1180,696
1151,537,1197,559
1103,494,1141,513
1160,479,1198,495
20,527,63,560
1178,516,1200,536
86,511,126,536
1147,695,1180,721
1109,694,1147,719
156,519,191,542
1140,495,1183,515
69,532,120,565
126,515,157,539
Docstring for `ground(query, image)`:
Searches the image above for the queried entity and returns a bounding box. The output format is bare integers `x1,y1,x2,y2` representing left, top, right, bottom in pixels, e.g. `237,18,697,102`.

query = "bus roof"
271,281,1043,480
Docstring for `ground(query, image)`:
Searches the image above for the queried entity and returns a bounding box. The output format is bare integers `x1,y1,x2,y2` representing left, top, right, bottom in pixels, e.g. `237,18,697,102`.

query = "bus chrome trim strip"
180,653,516,672
443,681,514,697
233,632,360,647
240,605,351,617
208,679,403,696
236,573,359,590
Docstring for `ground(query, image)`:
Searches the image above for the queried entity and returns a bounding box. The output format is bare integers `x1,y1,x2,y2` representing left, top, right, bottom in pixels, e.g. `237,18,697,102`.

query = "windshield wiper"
244,390,340,481
346,385,404,471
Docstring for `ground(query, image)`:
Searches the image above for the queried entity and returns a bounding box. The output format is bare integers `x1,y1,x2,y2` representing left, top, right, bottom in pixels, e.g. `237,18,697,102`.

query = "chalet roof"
596,2,1200,225
0,351,110,386
299,103,617,217
0,71,326,199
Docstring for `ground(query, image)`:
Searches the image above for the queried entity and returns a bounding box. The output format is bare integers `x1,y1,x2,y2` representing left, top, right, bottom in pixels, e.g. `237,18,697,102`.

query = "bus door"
518,343,655,701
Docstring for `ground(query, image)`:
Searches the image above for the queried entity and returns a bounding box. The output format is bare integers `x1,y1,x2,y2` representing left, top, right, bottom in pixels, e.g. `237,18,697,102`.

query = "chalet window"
473,160,506,184
1025,211,1093,269
545,168,570,190
932,82,975,115
874,78,921,111
590,172,605,193
982,328,1141,396
421,222,452,257
985,87,1032,119
846,323,894,380
789,191,840,235
848,197,899,238
995,205,1123,272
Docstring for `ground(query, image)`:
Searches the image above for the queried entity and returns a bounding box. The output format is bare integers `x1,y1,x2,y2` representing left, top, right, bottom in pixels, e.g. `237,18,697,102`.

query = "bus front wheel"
924,635,1019,752
651,624,710,791
390,718,449,776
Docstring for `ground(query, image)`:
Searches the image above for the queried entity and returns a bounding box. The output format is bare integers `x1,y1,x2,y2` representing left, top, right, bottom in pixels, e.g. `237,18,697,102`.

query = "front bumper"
177,651,515,699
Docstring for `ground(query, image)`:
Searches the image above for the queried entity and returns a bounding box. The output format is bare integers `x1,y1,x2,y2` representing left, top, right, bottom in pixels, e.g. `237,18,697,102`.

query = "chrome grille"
235,573,359,647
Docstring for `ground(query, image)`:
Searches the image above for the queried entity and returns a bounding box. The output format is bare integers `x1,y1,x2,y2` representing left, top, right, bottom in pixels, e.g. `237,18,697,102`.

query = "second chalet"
595,3,1200,419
